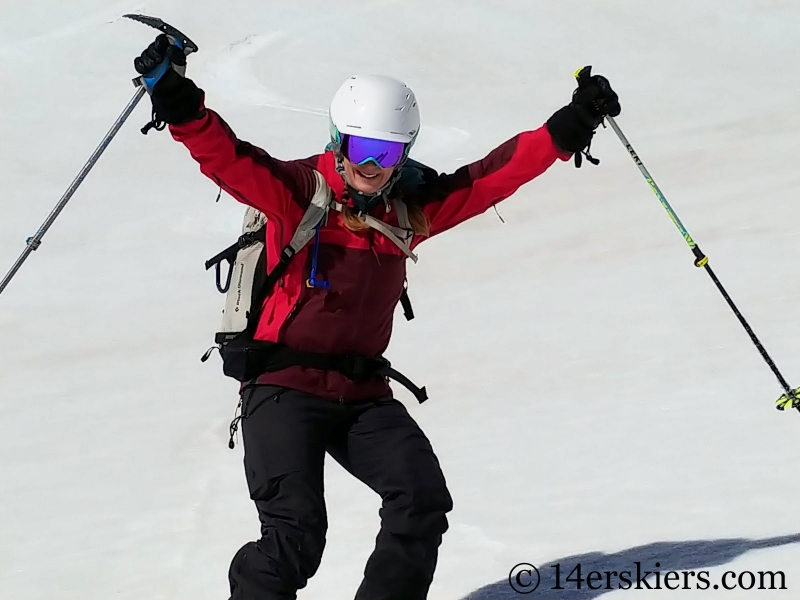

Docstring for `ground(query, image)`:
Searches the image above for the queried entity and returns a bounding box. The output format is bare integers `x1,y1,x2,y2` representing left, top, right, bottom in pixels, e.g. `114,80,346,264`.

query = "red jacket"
170,107,567,401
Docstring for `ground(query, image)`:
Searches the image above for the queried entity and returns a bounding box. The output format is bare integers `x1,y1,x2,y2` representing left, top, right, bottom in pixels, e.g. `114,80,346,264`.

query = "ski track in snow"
201,28,472,160
199,0,406,116
0,1,148,56
203,31,328,115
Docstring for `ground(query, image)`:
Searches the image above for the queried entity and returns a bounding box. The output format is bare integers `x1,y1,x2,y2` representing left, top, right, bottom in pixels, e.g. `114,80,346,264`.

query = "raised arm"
420,125,568,237
135,34,314,223
168,108,316,223
417,66,622,238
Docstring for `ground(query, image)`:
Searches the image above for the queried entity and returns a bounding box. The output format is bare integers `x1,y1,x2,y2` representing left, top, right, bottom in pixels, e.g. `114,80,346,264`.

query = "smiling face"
342,158,396,196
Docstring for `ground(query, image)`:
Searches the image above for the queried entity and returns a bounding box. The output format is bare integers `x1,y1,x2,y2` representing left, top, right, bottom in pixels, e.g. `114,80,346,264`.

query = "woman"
135,35,620,600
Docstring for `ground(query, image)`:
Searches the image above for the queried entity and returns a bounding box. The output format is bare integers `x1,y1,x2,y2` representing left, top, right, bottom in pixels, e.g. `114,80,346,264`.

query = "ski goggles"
341,134,408,169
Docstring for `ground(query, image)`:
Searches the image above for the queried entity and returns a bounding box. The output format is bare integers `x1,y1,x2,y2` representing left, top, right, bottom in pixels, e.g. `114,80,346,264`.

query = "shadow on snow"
462,533,800,599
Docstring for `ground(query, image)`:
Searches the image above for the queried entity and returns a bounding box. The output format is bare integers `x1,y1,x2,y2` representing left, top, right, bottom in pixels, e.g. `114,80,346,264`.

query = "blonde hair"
340,200,430,238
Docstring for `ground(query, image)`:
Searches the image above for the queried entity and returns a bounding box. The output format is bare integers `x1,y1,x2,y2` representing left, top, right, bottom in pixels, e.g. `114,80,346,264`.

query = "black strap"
238,341,428,403
574,135,600,168
400,286,414,321
203,226,266,270
205,225,267,293
376,364,427,403
141,107,166,135
245,245,297,329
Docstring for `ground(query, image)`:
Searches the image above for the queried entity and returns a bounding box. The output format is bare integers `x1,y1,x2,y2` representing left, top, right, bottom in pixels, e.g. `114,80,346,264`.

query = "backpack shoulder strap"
384,199,416,320
393,198,413,234
286,171,334,253
247,171,333,328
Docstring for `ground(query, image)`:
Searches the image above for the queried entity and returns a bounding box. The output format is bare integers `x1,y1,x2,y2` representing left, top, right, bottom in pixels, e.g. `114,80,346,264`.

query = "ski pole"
601,111,799,414
0,14,198,298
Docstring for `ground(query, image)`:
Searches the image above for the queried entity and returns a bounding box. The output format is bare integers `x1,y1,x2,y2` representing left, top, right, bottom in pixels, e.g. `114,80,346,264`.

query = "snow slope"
2,1,799,598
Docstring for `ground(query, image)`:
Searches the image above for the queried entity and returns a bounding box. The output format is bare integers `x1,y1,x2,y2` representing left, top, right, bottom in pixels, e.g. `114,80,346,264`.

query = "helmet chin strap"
334,152,405,215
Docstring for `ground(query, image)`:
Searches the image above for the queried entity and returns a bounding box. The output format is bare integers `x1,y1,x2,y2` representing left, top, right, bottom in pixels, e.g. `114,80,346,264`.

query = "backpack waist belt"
215,333,428,403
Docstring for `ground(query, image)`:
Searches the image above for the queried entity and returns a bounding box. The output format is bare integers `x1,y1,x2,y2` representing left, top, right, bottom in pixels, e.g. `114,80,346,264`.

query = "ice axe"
574,65,800,414
0,15,198,297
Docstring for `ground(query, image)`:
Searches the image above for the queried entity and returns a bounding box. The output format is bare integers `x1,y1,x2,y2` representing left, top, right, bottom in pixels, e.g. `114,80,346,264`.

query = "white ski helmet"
329,75,420,150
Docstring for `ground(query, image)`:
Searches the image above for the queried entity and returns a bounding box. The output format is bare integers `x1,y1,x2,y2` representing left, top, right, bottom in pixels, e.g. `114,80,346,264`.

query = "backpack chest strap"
331,200,418,263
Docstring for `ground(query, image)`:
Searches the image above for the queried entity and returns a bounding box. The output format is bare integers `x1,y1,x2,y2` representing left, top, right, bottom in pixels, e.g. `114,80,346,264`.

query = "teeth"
359,171,379,179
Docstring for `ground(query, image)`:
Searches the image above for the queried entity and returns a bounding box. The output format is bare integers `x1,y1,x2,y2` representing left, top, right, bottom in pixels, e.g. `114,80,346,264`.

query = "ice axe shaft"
0,87,147,296
0,15,198,298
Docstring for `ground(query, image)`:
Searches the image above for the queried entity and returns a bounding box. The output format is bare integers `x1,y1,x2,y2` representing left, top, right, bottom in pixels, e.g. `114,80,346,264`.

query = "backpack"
201,169,427,403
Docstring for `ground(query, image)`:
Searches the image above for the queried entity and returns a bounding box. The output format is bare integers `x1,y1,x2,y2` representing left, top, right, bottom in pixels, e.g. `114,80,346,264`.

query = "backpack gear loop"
205,226,267,293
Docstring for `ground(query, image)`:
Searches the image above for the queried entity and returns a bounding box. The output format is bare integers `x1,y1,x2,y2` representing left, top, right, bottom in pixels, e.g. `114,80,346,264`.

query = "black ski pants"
227,385,453,600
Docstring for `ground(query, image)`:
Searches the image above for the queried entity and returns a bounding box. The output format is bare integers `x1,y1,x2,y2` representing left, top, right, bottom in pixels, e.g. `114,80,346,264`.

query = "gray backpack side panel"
218,171,333,334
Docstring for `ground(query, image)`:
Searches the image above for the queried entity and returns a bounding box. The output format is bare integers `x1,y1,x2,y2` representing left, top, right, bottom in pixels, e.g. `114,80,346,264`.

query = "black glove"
134,34,204,130
546,66,621,166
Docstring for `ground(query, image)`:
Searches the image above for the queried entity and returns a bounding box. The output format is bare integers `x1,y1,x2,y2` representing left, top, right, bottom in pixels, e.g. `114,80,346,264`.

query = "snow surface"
2,1,800,598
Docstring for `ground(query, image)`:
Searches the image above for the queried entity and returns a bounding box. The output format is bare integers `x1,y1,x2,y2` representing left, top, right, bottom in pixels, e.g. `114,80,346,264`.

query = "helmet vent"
329,74,420,145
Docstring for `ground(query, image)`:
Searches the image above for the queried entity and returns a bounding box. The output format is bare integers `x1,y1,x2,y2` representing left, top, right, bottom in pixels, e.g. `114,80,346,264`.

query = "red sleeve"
422,125,569,237
169,108,317,223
